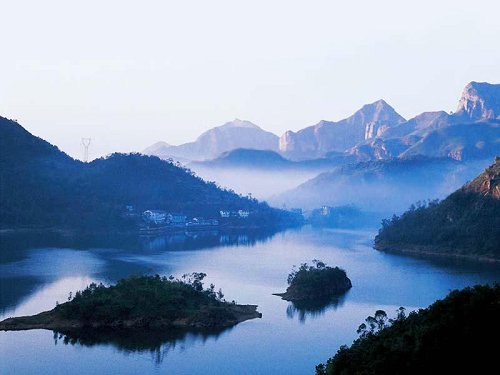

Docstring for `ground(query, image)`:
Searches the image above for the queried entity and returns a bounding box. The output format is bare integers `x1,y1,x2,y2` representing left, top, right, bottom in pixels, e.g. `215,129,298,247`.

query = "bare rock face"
455,82,500,121
144,119,279,161
279,100,405,160
463,157,500,199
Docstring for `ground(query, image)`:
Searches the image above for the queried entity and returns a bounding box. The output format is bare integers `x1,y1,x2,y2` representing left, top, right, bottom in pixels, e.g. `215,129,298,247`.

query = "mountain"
377,110,453,139
400,121,500,160
144,119,279,161
192,148,356,171
375,157,500,260
193,149,293,169
279,100,406,160
271,156,486,213
455,81,500,121
347,82,500,161
0,117,296,230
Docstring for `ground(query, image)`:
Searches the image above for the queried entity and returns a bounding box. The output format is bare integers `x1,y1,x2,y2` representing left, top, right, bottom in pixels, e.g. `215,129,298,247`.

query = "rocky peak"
355,99,405,123
455,81,500,121
463,157,500,199
349,99,406,140
217,119,260,130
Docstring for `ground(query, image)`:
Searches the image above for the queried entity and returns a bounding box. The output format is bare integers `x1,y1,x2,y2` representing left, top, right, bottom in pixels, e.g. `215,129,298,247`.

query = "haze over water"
1,227,499,374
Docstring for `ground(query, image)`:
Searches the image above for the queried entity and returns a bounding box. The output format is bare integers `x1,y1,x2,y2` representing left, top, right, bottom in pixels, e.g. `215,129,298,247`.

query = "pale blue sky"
1,0,499,159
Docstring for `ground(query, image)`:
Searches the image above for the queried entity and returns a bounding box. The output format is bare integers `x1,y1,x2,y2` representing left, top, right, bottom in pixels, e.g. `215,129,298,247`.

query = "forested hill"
0,117,296,230
375,157,500,260
316,285,500,375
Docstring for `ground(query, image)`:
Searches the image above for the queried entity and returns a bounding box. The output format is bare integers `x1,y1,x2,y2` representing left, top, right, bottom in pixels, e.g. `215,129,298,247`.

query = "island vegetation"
274,260,352,301
0,274,261,331
316,284,500,375
375,157,500,261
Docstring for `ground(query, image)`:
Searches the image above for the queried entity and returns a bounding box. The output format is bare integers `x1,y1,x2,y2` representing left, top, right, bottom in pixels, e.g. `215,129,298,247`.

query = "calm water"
1,227,499,374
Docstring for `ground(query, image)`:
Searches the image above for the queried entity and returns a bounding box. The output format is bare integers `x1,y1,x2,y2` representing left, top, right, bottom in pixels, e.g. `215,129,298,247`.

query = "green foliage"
55,274,228,323
0,117,300,230
376,190,500,258
287,260,349,291
376,159,500,258
316,284,500,375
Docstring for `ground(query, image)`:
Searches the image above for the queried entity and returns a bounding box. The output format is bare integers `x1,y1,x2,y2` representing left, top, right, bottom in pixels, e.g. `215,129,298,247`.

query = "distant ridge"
144,81,500,165
279,100,406,160
143,119,279,161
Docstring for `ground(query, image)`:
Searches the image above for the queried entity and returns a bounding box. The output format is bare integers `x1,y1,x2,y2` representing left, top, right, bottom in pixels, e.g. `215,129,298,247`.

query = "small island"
0,274,261,331
274,260,352,301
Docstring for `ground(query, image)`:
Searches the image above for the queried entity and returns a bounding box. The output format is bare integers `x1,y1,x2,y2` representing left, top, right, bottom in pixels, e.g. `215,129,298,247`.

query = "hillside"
271,156,483,213
400,121,500,161
193,148,292,169
375,157,500,260
0,117,296,231
316,284,500,375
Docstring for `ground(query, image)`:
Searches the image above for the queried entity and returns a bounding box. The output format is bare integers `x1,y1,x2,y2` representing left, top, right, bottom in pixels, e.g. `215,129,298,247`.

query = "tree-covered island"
0,274,261,331
274,260,352,301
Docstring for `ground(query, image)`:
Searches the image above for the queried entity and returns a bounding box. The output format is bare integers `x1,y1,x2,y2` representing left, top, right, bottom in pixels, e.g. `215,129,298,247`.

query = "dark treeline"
276,260,352,301
57,274,228,323
316,284,500,375
0,117,300,231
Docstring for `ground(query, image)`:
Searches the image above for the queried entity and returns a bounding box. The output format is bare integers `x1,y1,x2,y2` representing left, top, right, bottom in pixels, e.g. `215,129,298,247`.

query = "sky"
1,0,499,160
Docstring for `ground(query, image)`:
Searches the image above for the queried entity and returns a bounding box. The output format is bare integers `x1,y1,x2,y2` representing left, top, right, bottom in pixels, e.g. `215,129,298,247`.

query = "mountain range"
270,156,487,213
145,81,500,164
279,99,406,159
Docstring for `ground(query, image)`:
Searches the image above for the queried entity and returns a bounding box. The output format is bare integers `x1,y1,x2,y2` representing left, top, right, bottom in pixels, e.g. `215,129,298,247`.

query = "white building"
238,210,250,218
143,210,167,224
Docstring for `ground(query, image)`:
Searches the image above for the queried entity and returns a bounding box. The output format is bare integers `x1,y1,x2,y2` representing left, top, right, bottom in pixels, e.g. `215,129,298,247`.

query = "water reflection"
52,326,232,365
286,293,349,323
0,229,280,318
0,228,280,256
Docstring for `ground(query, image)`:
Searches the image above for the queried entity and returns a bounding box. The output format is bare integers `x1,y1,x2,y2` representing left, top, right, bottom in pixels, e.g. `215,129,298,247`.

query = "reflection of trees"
52,326,232,365
286,293,348,323
140,228,279,252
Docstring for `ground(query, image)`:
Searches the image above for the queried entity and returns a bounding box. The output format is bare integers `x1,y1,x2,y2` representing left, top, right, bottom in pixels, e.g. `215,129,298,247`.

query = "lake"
1,226,499,374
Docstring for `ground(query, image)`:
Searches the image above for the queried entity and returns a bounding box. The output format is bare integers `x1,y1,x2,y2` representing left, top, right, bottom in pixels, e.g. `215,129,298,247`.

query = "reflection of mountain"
53,327,231,364
285,293,348,323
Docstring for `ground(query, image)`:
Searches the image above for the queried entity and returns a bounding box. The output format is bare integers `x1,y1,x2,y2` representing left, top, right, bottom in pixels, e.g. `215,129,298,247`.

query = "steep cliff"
279,100,405,159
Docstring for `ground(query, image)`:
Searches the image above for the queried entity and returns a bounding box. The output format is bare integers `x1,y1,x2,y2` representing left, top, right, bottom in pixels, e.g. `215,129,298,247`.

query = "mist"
269,159,492,215
190,165,317,203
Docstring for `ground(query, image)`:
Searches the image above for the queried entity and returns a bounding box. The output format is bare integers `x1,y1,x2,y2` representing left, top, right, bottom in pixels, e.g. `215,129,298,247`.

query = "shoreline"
374,242,500,264
0,223,301,236
0,304,262,332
